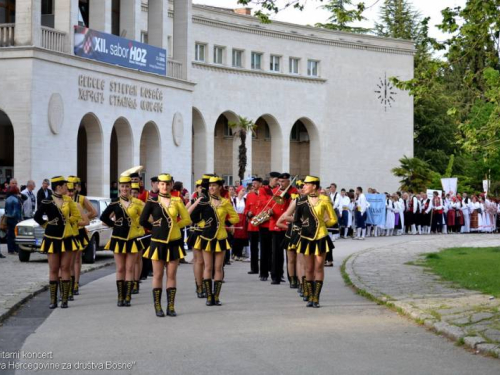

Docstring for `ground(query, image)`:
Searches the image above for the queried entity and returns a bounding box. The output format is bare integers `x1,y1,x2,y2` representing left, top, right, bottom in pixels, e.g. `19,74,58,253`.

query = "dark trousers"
140,237,152,278
431,212,443,233
249,231,259,273
259,227,272,278
271,231,285,282
7,218,19,253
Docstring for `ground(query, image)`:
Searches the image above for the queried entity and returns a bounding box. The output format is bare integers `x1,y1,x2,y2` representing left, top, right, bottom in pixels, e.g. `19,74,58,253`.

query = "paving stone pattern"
345,234,500,358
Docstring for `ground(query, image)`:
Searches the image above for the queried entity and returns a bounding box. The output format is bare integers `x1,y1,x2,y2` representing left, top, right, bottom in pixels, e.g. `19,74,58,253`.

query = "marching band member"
100,171,145,307
70,176,97,296
34,176,82,309
276,180,303,290
244,177,263,276
139,176,159,281
187,177,209,298
190,176,239,306
294,176,337,308
269,173,298,285
130,182,145,294
140,173,191,317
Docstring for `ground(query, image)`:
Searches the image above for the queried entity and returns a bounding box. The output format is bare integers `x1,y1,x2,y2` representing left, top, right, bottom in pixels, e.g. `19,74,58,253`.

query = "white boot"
356,228,361,239
344,228,348,238
411,224,416,235
361,229,366,239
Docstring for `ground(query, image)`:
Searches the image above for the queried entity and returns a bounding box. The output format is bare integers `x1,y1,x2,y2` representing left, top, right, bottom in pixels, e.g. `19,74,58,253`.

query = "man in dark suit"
36,179,52,207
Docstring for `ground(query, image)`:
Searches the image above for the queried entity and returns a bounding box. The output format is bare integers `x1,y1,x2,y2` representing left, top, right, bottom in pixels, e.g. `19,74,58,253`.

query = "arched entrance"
214,111,238,186
252,114,282,177
77,113,103,196
192,107,207,183
289,117,321,177
0,110,14,185
110,117,133,184
140,122,161,182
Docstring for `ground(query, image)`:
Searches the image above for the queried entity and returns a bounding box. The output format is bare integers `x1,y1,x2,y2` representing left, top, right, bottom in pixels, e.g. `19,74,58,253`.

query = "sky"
194,0,466,42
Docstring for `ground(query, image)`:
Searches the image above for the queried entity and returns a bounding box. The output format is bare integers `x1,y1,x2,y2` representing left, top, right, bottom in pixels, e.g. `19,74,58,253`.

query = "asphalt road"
3,236,500,375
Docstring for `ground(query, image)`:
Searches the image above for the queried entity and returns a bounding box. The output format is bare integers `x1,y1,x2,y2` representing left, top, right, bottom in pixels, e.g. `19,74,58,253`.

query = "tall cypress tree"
375,0,421,40
316,0,370,34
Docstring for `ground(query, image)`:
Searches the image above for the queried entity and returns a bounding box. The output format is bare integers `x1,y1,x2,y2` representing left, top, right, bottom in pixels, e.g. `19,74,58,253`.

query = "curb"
0,260,114,324
341,252,500,359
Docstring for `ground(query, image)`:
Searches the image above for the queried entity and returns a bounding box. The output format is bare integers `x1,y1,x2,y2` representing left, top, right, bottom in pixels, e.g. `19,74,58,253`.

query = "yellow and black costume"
293,176,337,308
190,176,239,306
34,176,82,309
281,186,303,289
100,175,145,307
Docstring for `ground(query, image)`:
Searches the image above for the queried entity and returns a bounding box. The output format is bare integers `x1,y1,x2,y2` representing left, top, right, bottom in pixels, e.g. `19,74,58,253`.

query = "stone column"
148,0,168,50
89,0,112,34
14,0,41,47
54,0,79,52
120,0,141,41
173,0,192,80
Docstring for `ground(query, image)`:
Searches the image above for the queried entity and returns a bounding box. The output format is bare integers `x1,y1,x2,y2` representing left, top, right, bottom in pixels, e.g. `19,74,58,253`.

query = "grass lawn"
423,247,500,297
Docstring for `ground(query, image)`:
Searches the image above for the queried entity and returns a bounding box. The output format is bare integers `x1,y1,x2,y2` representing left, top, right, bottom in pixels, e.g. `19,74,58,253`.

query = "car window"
90,200,100,217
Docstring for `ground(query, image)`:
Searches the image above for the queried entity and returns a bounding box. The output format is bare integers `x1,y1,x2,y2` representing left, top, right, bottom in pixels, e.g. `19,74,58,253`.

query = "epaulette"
41,199,53,204
171,196,181,202
320,195,330,202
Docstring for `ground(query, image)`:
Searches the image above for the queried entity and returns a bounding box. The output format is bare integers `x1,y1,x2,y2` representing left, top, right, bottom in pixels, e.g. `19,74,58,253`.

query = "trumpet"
250,175,298,226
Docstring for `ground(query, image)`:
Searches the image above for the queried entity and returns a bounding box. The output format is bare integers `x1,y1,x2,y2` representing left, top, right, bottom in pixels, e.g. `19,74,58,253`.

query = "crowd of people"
1,171,498,314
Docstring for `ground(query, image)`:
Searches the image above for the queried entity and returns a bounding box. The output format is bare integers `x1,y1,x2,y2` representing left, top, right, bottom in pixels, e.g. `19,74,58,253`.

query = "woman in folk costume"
384,194,396,236
34,176,82,309
65,179,89,301
453,195,465,233
186,176,211,298
140,173,192,317
277,180,304,291
446,196,457,233
68,176,97,296
470,196,481,232
100,169,145,307
294,176,337,308
190,176,239,306
430,191,444,233
481,196,495,233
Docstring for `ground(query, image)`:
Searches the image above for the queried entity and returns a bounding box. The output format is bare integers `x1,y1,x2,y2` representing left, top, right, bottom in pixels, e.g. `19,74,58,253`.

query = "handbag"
0,215,7,231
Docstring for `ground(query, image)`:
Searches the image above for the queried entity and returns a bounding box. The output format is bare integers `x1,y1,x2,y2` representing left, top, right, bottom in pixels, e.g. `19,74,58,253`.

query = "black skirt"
105,237,144,254
297,236,334,255
78,228,89,250
40,236,80,254
143,238,186,262
186,229,202,250
194,236,231,253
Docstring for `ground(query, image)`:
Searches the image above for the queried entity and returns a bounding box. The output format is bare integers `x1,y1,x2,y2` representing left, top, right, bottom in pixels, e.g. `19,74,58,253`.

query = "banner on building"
366,194,386,227
441,178,458,196
74,26,167,76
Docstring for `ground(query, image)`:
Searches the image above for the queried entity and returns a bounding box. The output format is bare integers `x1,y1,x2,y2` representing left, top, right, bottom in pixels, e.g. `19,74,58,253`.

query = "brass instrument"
250,175,298,226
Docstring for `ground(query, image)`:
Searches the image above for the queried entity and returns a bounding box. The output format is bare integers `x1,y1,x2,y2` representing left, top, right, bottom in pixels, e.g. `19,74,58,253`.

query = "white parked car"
15,197,112,263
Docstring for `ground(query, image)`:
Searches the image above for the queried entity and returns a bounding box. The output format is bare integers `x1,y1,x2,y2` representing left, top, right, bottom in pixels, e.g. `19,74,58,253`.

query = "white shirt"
356,193,370,214
339,195,351,210
330,191,341,210
233,197,246,214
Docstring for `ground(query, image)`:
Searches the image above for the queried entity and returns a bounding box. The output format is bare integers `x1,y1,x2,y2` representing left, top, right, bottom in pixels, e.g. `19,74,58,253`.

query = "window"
222,175,234,186
112,0,120,36
78,0,89,28
41,0,54,27
251,52,262,70
307,60,319,77
223,122,233,137
232,49,243,68
0,0,15,24
141,31,148,44
270,55,281,72
195,43,206,62
214,46,224,65
289,57,300,74
290,121,309,142
264,123,271,140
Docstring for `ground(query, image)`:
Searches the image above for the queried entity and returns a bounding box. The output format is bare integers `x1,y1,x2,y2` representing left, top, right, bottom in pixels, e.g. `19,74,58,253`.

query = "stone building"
0,0,414,195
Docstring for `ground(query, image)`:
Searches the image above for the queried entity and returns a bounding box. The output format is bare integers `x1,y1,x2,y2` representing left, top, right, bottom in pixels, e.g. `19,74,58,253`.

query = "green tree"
229,116,256,182
391,156,432,192
374,0,421,40
315,0,369,33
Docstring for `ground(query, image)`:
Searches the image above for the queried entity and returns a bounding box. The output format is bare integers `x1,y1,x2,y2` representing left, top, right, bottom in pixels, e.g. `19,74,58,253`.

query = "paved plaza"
1,235,500,374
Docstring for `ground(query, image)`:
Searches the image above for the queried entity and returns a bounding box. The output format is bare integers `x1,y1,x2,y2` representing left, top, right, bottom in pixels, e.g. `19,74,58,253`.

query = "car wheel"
83,236,96,264
18,250,31,262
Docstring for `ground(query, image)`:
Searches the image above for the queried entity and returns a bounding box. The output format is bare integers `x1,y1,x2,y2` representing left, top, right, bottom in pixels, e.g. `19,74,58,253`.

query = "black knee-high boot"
116,280,124,307
303,277,309,301
313,280,323,308
203,279,213,306
196,282,204,298
69,276,75,301
61,280,70,308
152,288,164,317
306,280,314,307
213,280,223,306
132,280,139,294
166,288,177,317
73,278,80,295
124,281,133,307
49,280,58,309
290,276,298,289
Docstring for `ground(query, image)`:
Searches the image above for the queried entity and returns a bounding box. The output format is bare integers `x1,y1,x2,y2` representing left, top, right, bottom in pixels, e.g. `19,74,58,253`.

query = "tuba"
250,175,298,226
